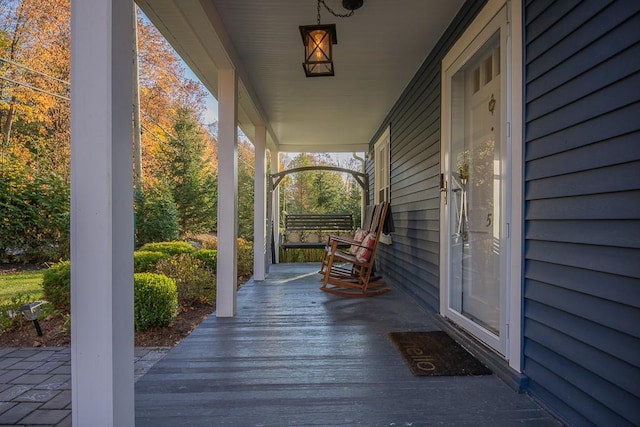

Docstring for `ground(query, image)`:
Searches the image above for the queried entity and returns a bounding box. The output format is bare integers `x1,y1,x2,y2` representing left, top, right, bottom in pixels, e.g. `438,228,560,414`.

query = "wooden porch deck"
135,263,559,426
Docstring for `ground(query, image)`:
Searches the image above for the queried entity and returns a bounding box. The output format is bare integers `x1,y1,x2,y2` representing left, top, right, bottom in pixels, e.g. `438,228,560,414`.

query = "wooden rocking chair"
318,203,379,275
320,202,391,297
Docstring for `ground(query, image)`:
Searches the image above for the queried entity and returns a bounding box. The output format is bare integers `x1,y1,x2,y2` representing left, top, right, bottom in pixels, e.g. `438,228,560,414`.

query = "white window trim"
374,126,390,204
374,126,392,244
439,0,523,372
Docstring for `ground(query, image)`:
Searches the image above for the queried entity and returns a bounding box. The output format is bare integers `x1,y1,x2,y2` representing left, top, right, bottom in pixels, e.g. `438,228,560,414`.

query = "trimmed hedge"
192,249,217,272
139,241,194,256
42,261,71,312
133,273,178,331
134,251,170,273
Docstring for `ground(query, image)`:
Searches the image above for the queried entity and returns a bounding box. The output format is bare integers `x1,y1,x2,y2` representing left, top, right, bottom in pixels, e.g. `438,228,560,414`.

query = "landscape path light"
20,300,47,337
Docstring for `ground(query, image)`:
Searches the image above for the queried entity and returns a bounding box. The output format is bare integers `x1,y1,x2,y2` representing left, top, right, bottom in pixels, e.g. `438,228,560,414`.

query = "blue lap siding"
523,0,640,425
369,0,640,425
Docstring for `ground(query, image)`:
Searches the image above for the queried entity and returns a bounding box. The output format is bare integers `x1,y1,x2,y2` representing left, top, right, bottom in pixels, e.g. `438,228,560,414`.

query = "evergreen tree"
313,171,347,214
161,107,216,235
134,184,179,246
0,160,69,262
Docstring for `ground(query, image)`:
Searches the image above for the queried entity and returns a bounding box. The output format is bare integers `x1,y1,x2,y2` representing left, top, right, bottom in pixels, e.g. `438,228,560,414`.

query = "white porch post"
253,125,267,280
216,68,238,317
270,151,280,263
70,0,134,425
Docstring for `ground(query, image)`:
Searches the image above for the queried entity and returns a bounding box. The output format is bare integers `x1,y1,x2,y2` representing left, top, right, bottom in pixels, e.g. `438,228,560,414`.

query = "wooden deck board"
135,263,559,426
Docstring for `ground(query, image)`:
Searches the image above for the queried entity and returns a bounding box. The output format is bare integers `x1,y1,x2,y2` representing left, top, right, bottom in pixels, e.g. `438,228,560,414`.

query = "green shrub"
139,241,194,256
237,238,254,278
135,187,179,246
42,261,71,312
155,253,216,306
0,164,70,264
134,251,170,273
192,249,217,272
133,273,178,331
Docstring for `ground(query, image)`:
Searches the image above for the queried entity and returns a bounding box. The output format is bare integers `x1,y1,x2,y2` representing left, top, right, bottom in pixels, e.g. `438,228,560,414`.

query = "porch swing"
267,165,369,260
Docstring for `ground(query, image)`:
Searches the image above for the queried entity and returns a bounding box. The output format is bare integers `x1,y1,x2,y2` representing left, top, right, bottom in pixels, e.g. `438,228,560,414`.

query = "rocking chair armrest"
328,239,352,254
325,234,358,245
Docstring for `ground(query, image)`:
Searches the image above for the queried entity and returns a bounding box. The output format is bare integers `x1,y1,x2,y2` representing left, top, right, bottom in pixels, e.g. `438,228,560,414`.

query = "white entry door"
456,42,501,334
441,5,509,355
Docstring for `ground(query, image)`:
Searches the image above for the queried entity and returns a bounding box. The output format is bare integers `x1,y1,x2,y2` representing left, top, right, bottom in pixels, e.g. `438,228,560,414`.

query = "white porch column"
253,125,267,280
216,68,238,317
270,151,280,263
70,0,134,425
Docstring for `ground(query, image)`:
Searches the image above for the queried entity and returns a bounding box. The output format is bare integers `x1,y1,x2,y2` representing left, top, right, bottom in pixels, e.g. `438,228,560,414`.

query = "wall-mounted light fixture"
299,0,364,77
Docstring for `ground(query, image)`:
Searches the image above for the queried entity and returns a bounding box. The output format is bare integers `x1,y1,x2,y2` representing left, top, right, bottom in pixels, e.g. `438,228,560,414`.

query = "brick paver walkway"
0,347,169,426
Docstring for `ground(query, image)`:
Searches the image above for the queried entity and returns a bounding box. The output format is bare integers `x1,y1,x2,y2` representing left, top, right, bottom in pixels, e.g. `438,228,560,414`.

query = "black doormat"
388,331,491,376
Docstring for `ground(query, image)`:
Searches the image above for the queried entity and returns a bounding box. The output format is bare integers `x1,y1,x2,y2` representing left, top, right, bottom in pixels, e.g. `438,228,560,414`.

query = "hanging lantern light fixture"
299,24,337,77
299,0,364,77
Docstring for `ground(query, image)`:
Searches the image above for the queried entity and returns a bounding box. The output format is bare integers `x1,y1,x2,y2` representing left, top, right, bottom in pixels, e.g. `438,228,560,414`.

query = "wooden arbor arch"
266,165,369,264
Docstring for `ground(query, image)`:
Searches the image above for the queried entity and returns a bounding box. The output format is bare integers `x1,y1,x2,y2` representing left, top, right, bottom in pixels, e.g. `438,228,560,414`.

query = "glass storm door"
443,22,507,353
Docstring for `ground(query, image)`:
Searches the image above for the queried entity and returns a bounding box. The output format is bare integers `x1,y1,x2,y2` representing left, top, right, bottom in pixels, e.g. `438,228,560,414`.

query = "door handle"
440,173,447,204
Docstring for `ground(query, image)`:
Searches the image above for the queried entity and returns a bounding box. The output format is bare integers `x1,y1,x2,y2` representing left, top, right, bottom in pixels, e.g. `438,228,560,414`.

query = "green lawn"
0,271,44,302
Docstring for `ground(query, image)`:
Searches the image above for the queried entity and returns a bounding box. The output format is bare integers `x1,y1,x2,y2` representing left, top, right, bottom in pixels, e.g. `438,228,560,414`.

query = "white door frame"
439,0,523,372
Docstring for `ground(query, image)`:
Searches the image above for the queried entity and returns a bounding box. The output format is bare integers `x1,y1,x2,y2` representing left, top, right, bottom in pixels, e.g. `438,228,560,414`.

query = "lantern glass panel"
305,29,331,63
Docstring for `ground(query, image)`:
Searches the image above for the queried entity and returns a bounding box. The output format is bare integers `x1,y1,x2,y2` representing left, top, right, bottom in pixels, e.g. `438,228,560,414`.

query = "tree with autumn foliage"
135,11,212,183
0,1,220,261
0,0,71,262
0,0,71,174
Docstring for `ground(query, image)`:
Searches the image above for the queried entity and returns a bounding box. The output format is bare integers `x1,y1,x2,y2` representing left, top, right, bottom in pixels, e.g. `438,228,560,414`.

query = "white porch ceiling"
136,0,465,153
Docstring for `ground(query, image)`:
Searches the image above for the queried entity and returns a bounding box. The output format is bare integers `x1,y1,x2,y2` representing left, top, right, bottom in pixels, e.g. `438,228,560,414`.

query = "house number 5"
486,213,492,227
